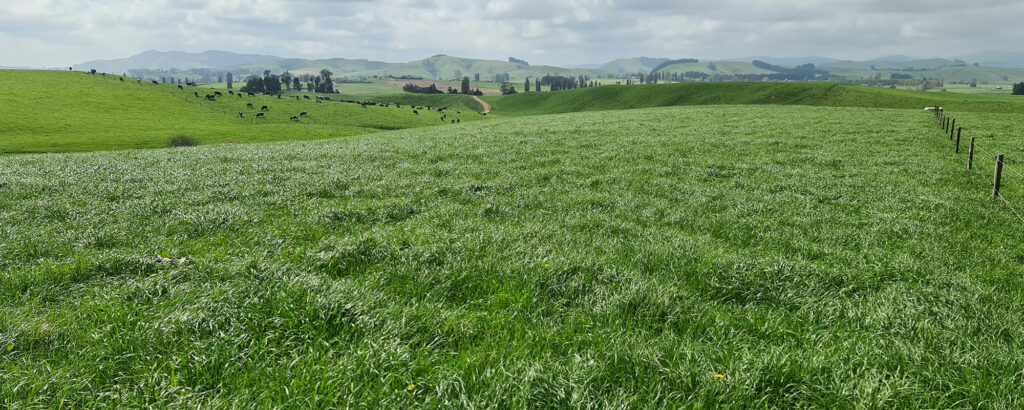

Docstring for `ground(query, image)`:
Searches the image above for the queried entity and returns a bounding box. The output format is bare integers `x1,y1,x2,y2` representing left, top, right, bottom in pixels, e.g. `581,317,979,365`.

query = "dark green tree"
1013,82,1024,95
525,77,530,92
226,72,233,90
461,76,470,94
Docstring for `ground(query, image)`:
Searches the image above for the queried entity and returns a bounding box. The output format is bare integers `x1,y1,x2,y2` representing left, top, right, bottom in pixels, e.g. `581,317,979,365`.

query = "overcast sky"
1,0,1022,67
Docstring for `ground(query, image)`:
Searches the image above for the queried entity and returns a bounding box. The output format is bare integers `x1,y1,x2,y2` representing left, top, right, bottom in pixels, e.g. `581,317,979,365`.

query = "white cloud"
0,0,1021,67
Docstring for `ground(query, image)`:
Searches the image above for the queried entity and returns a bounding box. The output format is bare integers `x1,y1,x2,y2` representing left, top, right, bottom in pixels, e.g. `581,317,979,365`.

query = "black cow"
260,105,269,112
89,69,96,74
413,110,419,115
256,113,265,118
300,111,308,117
247,103,254,108
457,119,460,123
214,91,222,96
238,112,244,118
303,95,311,100
119,77,124,82
195,92,200,97
152,80,159,85
290,115,299,121
205,95,216,101
247,92,255,97
229,91,234,95
178,85,183,90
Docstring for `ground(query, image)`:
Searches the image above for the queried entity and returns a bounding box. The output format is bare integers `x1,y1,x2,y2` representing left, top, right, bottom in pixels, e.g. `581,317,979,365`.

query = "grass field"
4,102,1024,407
0,71,481,154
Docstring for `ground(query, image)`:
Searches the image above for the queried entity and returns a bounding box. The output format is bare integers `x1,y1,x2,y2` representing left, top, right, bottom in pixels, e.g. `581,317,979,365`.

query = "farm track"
472,95,491,114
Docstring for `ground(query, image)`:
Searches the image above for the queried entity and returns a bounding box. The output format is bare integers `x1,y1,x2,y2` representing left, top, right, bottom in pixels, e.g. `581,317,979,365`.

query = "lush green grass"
482,82,1024,116
3,104,1024,407
0,71,482,154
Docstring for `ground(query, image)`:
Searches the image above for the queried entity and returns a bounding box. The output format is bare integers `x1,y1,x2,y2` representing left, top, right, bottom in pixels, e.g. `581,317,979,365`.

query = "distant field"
3,104,1024,407
0,71,482,153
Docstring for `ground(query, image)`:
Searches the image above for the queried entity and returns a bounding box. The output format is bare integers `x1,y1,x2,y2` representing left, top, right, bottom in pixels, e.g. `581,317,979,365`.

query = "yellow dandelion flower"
407,384,416,391
715,374,725,378
544,263,549,267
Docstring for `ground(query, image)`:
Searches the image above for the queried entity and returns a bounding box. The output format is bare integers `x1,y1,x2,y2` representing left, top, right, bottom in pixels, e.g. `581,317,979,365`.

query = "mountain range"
65,50,1024,84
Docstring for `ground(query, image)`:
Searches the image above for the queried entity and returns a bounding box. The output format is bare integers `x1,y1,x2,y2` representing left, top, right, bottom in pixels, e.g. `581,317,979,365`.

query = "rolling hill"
0,70,483,153
75,50,283,74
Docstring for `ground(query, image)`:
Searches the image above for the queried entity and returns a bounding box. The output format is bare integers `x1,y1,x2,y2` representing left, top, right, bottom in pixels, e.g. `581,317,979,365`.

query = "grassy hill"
480,82,1024,116
3,104,1024,407
598,57,671,74
0,71,483,154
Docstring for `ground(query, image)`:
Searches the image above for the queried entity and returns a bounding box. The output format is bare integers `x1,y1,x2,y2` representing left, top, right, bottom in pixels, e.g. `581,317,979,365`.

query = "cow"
260,105,269,112
237,94,242,98
300,111,308,117
214,91,222,96
195,92,200,98
256,112,265,118
119,77,124,82
178,85,184,90
229,91,234,95
290,115,299,121
413,110,419,115
90,69,96,74
247,92,255,97
317,100,322,104
152,80,159,85
303,95,311,100
205,94,216,101
451,120,455,124
457,119,460,123
277,95,282,99
247,103,254,109
238,112,244,118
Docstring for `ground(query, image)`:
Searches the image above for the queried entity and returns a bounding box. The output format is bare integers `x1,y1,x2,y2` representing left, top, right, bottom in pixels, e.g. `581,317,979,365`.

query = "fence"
933,108,1024,223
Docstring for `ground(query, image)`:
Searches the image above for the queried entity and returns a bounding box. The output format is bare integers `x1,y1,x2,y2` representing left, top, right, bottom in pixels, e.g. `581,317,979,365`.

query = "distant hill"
598,57,671,75
724,56,840,66
74,50,284,74
222,55,610,81
956,51,1024,68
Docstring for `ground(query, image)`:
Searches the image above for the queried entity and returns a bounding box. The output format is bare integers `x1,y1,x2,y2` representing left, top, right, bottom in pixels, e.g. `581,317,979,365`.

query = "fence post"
968,137,975,170
950,119,956,140
994,154,1005,200
955,128,962,153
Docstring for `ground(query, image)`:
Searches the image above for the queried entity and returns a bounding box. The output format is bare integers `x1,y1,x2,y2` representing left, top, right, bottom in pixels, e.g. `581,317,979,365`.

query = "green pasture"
3,104,1024,407
0,71,480,154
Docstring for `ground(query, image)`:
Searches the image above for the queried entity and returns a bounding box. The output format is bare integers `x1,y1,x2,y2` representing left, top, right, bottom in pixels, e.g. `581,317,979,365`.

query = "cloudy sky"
1,0,1021,67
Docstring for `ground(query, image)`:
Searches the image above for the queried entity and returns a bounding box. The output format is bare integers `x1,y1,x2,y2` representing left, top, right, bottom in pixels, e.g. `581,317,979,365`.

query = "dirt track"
471,96,491,114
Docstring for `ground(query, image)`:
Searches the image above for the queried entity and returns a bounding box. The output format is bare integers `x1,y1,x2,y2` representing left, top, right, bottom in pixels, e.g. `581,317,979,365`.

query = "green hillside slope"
0,71,482,153
482,82,1024,115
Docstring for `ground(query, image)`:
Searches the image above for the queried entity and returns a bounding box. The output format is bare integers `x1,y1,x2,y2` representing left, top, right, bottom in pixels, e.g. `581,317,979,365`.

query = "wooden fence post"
968,137,975,170
950,119,956,140
955,128,961,153
994,154,1005,199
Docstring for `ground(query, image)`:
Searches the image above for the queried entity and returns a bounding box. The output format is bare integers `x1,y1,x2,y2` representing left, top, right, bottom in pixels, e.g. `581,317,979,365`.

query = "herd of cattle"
86,68,477,125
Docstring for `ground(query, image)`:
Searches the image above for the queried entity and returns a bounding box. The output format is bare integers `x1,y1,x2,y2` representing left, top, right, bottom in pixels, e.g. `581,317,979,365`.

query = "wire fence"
932,108,1024,224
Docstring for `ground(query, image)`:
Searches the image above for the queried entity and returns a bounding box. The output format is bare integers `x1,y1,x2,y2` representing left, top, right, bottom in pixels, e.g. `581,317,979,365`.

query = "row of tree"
1013,82,1024,95
240,69,335,94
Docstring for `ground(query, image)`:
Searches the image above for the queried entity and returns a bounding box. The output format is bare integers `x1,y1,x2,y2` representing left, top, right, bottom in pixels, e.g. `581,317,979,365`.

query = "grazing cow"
457,119,460,123
451,120,455,124
247,92,255,97
413,110,419,115
256,113,265,118
300,111,308,117
229,91,234,95
178,85,184,90
260,105,269,112
296,96,301,101
237,94,242,98
238,112,244,118
152,80,159,85
214,91,222,96
90,69,96,74
247,103,254,108
195,92,200,97
290,115,299,121
119,77,124,82
205,94,216,101
303,95,311,100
